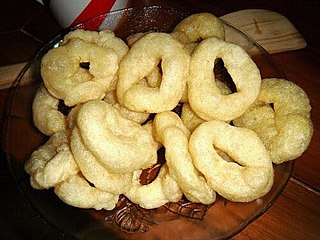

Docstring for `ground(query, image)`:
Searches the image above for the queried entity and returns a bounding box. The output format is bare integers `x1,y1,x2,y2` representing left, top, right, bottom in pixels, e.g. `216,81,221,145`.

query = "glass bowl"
2,6,293,240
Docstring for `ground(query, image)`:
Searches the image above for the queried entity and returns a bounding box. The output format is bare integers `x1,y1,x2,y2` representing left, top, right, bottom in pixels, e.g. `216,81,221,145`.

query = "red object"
71,0,116,26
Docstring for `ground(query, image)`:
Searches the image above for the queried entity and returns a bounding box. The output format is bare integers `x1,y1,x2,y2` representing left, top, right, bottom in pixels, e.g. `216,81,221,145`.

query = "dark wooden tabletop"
0,0,319,239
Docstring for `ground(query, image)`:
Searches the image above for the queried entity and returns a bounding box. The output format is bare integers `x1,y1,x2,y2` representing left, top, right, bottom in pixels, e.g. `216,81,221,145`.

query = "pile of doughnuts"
25,13,313,211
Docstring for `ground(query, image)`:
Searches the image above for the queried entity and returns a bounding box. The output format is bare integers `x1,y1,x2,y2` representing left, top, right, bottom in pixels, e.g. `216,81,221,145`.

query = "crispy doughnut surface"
188,37,261,122
24,130,79,190
233,78,313,163
117,32,190,113
75,100,158,173
154,111,216,204
54,174,119,210
189,121,274,202
172,12,225,43
41,38,119,106
32,83,67,135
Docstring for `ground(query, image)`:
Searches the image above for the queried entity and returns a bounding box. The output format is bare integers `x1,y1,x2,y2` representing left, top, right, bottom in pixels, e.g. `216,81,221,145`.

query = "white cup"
36,0,129,28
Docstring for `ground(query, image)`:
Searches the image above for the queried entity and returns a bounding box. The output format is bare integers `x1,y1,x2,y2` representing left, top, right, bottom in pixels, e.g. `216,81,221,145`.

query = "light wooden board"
220,9,307,54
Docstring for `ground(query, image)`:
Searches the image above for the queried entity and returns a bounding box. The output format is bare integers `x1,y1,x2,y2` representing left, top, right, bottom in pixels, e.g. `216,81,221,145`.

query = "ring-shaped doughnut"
63,29,129,61
188,37,261,121
70,126,132,194
41,38,119,106
75,100,157,173
116,32,190,113
189,120,274,202
233,78,314,164
24,130,79,189
172,13,225,43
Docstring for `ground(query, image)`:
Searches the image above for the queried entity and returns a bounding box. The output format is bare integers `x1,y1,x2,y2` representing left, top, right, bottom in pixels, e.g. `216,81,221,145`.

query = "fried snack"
70,126,132,194
103,91,150,124
188,37,261,121
63,29,129,61
116,32,190,113
63,29,129,93
24,130,79,190
181,103,205,132
172,12,225,42
171,12,225,54
41,38,119,106
126,31,189,102
189,121,274,202
233,78,313,164
75,100,157,173
32,83,67,135
124,165,183,209
126,31,153,47
181,80,232,132
26,13,314,212
154,111,216,204
54,174,119,210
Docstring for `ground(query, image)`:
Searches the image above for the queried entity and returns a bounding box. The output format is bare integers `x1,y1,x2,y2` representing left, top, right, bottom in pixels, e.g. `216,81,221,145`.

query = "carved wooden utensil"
220,9,307,54
0,9,306,90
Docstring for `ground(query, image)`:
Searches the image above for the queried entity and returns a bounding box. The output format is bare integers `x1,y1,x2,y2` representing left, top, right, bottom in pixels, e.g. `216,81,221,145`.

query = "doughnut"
172,12,225,43
41,38,119,106
63,29,129,61
189,120,274,202
233,78,314,163
188,37,261,121
116,32,190,113
70,126,132,194
75,99,158,173
171,12,225,55
24,130,79,189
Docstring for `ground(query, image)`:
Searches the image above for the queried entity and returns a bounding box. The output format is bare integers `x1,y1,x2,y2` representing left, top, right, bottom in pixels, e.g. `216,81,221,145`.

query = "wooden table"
0,0,319,239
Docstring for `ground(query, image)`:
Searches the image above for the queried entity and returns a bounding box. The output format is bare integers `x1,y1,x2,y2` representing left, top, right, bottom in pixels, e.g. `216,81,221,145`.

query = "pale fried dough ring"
189,121,274,202
188,37,261,121
76,100,157,173
172,13,225,43
154,111,216,204
63,29,129,61
41,38,119,106
171,12,225,55
32,83,67,135
116,32,190,113
54,174,119,210
233,78,314,164
70,126,132,194
24,130,79,189
124,165,182,209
